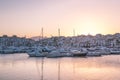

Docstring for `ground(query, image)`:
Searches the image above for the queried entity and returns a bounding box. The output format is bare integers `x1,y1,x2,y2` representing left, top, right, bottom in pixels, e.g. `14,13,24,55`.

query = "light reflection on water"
0,54,120,80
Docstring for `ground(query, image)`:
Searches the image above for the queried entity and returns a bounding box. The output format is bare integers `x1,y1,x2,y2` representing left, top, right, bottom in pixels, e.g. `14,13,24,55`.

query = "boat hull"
73,53,87,57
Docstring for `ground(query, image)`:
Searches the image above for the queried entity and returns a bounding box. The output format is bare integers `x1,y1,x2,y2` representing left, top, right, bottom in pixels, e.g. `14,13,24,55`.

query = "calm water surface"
0,53,120,80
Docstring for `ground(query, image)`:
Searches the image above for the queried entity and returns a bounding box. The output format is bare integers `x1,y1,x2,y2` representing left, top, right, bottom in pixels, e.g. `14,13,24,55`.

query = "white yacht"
70,50,87,57
86,48,101,57
27,49,46,57
110,49,120,54
46,50,64,58
87,51,101,57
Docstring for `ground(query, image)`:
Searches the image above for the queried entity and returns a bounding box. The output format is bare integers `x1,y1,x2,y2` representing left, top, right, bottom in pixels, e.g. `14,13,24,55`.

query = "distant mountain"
30,36,41,41
30,36,47,41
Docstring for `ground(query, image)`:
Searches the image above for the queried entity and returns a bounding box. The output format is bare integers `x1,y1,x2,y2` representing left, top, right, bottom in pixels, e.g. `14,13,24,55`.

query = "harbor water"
0,53,120,80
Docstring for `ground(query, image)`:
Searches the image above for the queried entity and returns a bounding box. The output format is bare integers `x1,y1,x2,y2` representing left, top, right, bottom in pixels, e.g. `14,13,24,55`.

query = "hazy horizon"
0,0,120,37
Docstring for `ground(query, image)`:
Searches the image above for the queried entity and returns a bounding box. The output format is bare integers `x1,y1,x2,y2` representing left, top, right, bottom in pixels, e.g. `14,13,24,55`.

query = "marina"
0,33,120,58
0,0,120,80
0,36,119,58
26,47,120,58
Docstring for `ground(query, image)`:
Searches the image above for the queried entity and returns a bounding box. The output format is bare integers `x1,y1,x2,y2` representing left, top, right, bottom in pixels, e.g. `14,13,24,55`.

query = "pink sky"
0,0,120,37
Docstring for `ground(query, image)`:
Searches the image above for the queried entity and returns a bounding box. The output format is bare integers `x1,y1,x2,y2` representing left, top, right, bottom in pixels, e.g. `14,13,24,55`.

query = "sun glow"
80,24,99,35
75,19,105,35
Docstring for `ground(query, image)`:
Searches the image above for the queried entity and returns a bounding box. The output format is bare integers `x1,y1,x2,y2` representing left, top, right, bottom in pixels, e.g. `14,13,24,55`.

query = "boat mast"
41,27,43,46
41,27,43,39
58,28,60,37
73,29,75,36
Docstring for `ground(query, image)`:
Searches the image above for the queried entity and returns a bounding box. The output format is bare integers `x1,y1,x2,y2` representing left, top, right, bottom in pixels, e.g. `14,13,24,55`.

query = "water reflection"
0,54,120,80
35,58,44,80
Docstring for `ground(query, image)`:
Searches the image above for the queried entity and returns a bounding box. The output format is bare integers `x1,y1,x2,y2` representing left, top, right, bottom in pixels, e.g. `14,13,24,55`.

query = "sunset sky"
0,0,120,37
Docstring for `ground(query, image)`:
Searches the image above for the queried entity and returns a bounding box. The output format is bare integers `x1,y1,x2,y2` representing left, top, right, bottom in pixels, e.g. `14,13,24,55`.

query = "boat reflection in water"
0,54,120,80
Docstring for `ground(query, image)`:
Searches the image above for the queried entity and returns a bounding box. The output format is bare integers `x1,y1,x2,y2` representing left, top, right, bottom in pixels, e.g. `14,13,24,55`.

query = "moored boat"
46,50,64,58
27,49,46,57
87,51,101,57
110,50,120,54
70,50,87,57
